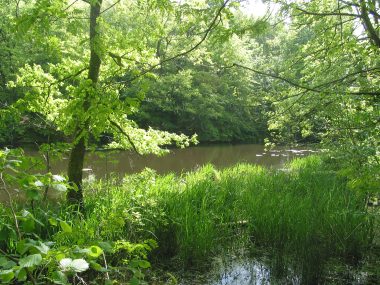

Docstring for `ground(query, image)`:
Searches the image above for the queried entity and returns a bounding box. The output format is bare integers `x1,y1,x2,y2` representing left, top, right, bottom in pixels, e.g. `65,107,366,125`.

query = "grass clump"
82,155,375,284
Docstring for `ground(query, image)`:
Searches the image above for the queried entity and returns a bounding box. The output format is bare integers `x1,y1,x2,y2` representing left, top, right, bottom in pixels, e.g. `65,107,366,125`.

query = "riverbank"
0,155,378,284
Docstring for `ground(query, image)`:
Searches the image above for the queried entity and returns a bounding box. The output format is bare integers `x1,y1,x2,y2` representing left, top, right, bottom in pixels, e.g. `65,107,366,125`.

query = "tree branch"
359,0,380,48
295,7,361,18
232,63,380,98
232,63,320,92
100,0,121,14
113,0,231,85
109,119,141,155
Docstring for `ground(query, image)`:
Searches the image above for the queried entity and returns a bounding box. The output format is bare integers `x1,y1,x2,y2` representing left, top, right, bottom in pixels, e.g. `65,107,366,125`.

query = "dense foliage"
258,0,380,192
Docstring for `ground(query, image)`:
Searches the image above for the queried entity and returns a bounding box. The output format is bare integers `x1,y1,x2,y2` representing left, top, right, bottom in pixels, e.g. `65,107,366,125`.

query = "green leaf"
0,269,14,283
0,257,8,267
16,240,33,255
87,246,103,258
19,254,42,268
34,242,50,255
16,268,27,282
98,241,114,253
49,218,58,226
51,271,68,285
59,221,72,233
89,261,103,271
55,253,65,261
26,188,40,200
137,260,151,269
1,260,16,270
21,218,35,232
129,276,140,285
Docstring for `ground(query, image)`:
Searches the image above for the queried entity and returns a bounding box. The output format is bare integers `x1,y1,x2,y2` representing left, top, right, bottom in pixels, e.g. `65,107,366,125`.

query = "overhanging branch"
109,119,141,155
231,63,380,98
112,0,231,85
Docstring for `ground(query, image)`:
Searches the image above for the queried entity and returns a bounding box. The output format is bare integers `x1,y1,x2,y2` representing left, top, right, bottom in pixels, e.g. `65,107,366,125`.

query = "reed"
82,156,374,283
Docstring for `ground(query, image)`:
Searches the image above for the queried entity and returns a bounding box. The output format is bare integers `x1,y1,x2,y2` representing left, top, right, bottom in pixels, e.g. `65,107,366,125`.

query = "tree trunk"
66,0,103,207
67,136,86,205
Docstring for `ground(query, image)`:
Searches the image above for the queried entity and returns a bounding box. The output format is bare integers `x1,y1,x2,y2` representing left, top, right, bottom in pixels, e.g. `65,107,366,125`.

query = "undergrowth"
83,156,376,284
1,153,377,284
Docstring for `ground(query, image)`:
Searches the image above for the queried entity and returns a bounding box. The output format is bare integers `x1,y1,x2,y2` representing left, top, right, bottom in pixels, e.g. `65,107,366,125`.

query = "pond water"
29,144,315,178
179,252,376,285
2,144,313,202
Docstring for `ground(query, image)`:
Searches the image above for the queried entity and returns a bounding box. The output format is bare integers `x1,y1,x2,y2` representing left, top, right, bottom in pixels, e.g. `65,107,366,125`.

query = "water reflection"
211,260,271,285
179,254,302,285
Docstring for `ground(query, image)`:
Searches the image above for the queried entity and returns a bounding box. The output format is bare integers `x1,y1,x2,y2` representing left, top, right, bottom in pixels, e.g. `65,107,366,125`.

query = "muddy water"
27,144,314,178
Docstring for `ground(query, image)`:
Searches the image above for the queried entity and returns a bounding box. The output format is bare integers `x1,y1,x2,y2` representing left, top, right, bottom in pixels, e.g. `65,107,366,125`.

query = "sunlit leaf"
0,269,14,283
19,254,42,268
59,221,72,233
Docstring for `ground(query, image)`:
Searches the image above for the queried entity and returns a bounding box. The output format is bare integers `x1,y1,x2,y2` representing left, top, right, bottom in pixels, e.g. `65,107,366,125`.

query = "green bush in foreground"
0,149,155,285
1,152,377,284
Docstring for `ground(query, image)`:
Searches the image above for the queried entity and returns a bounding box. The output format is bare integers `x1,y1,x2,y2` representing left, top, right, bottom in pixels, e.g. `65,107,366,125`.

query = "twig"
102,252,110,280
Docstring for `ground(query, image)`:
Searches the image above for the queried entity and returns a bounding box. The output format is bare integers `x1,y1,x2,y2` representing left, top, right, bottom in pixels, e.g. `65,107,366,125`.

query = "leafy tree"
237,0,380,192
134,17,270,143
5,0,243,207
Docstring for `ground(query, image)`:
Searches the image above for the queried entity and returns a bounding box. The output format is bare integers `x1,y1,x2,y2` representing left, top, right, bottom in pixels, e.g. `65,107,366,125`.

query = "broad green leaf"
16,268,27,282
16,240,33,255
51,271,68,285
87,246,103,258
1,260,16,270
0,269,14,283
0,257,8,267
21,218,35,232
19,254,42,268
26,189,40,200
34,242,50,255
89,261,103,271
137,260,151,269
129,276,140,285
98,241,114,253
49,218,58,226
55,253,65,261
59,221,72,233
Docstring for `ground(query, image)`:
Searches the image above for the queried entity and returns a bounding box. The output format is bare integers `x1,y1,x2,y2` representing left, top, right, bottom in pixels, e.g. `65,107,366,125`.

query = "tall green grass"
82,156,374,283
